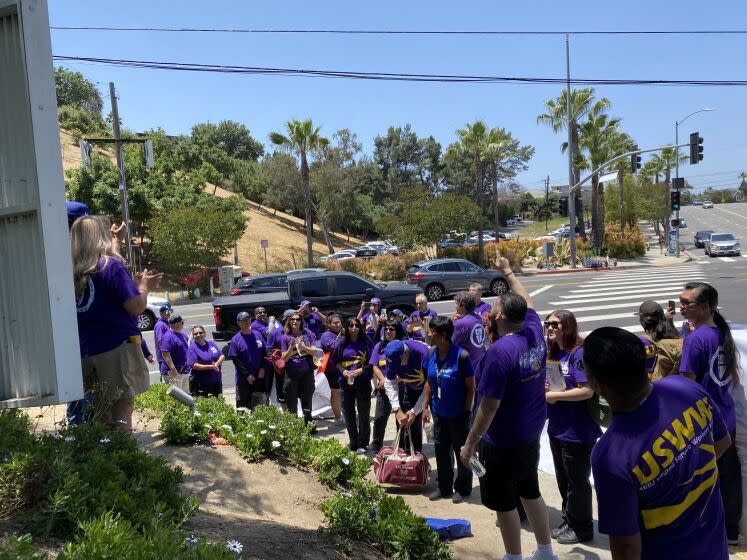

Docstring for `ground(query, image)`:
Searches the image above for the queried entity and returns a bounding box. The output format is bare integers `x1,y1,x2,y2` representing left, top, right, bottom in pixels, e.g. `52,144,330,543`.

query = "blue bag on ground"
424,517,472,540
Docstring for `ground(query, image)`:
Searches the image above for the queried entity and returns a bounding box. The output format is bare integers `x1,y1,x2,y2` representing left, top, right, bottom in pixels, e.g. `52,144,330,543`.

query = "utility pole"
109,82,135,272
545,175,550,232
565,33,577,268
620,172,625,235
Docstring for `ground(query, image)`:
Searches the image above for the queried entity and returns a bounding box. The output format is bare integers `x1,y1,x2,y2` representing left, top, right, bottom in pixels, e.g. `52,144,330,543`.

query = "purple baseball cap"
370,298,382,306
299,300,311,308
383,339,405,376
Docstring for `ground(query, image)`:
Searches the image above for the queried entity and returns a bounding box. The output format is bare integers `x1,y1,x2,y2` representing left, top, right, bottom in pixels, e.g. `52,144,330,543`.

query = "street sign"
668,228,677,255
260,240,269,249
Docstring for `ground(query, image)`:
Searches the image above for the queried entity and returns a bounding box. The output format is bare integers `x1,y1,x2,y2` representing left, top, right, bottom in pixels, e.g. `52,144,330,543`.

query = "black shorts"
324,369,340,390
478,438,541,512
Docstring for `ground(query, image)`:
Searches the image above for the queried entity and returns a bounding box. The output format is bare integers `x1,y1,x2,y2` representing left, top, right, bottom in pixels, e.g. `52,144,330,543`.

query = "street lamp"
673,108,714,256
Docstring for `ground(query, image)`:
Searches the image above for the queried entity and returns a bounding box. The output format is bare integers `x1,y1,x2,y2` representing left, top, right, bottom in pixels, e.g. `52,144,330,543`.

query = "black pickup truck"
212,270,423,339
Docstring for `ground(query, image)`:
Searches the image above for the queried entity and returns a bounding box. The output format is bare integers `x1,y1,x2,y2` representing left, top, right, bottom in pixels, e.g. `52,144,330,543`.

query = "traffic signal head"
558,196,568,216
689,132,704,164
671,190,681,211
630,145,641,173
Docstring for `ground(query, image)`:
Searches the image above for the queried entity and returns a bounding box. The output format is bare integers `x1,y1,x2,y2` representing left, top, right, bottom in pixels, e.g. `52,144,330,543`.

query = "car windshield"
697,231,713,236
711,234,735,242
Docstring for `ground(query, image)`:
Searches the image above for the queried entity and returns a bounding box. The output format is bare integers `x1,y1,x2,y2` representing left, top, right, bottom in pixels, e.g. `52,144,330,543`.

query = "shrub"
365,254,408,282
134,383,171,415
0,422,197,539
58,512,236,560
310,439,371,488
321,481,452,560
57,104,106,139
0,410,34,456
604,233,646,259
0,533,45,560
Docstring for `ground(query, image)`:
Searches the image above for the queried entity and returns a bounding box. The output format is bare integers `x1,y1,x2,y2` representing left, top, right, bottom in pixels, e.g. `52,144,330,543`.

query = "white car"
138,294,170,331
320,251,355,263
702,201,714,209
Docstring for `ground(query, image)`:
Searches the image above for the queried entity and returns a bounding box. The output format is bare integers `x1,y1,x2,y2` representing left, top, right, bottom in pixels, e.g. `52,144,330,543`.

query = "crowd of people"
67,200,743,560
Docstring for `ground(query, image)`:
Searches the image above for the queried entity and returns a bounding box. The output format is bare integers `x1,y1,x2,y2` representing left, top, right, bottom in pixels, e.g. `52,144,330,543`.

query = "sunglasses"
348,323,360,328
544,321,561,329
679,298,699,307
289,318,302,322
384,326,396,331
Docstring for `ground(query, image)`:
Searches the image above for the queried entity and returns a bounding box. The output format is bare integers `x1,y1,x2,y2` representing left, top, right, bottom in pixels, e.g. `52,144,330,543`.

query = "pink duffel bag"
372,425,431,487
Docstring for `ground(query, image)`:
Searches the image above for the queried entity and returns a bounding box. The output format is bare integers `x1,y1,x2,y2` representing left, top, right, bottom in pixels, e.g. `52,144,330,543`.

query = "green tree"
54,67,103,116
373,125,443,198
260,152,304,215
270,119,329,266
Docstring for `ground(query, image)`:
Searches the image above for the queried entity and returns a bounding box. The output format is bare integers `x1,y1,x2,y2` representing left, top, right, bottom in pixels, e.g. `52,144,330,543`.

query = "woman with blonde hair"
72,215,160,431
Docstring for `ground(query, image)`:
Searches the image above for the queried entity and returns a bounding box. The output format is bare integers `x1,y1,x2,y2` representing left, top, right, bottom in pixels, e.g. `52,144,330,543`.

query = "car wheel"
138,310,156,331
425,283,445,301
490,278,509,296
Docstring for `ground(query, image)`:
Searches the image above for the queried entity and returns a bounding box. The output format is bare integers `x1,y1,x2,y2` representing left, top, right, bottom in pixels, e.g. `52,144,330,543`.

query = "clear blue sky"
49,0,747,194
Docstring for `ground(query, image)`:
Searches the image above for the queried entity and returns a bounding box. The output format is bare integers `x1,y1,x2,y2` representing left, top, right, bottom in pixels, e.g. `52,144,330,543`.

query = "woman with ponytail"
679,281,742,543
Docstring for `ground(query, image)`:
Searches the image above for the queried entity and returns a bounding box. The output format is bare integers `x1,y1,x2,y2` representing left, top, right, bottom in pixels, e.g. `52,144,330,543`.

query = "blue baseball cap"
299,300,311,308
383,339,406,376
66,201,89,226
158,304,172,313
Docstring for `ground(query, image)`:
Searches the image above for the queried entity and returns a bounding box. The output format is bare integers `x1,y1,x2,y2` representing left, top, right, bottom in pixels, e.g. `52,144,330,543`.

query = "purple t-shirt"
408,308,437,341
251,319,268,340
386,339,428,391
370,341,389,378
159,330,189,374
477,308,547,448
361,312,380,340
639,335,658,378
75,257,140,358
186,340,223,384
679,325,736,433
280,331,316,373
452,313,487,369
228,330,267,385
592,375,728,560
332,338,371,385
303,311,323,338
547,347,601,444
475,300,492,317
320,330,342,353
153,317,169,363
267,327,283,350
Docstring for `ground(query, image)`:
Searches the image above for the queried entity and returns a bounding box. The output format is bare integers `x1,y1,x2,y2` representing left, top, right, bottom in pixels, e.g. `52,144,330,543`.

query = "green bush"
0,422,197,539
0,410,34,456
311,439,371,488
604,235,646,259
134,383,172,415
58,512,236,559
322,481,452,560
57,104,106,138
0,533,46,560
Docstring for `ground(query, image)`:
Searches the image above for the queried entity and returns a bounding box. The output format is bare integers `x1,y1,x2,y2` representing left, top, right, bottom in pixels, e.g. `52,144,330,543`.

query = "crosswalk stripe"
574,278,704,291
559,286,686,299
537,299,671,316
718,257,737,262
574,311,640,322
587,272,703,283
590,268,703,280
581,324,644,337
551,290,682,306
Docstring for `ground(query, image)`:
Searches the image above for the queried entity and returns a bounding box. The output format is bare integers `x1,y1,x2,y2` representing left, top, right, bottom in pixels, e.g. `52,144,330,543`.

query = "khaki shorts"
82,339,150,403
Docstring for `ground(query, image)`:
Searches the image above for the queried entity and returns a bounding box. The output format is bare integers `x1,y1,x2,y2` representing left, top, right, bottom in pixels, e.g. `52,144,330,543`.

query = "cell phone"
668,300,675,311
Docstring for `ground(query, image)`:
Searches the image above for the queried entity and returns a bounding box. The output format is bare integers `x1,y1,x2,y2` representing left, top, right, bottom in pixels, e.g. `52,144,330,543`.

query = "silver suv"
405,258,509,301
705,233,741,257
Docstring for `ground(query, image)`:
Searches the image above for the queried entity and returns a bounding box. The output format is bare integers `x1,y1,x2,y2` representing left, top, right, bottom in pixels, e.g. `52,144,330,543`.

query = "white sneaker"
526,550,558,560
356,447,366,455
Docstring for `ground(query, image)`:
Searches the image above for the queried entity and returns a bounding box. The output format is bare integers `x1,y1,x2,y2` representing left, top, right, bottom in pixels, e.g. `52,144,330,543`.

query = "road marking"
589,270,704,282
578,275,705,288
718,257,737,262
716,206,747,220
594,266,703,279
581,324,644,337
551,290,682,306
529,285,554,297
182,313,213,319
537,299,671,316
569,283,694,294
743,255,747,259
574,311,642,322
559,286,686,299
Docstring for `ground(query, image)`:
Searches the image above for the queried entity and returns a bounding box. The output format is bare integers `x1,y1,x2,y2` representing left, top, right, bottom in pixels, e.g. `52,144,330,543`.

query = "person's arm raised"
491,249,533,309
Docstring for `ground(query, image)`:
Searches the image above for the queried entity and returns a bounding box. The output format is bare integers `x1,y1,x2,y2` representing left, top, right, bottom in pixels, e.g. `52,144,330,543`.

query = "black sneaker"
557,527,593,544
551,521,569,540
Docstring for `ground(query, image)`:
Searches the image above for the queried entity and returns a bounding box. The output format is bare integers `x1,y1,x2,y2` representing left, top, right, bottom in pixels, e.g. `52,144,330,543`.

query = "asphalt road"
679,202,747,256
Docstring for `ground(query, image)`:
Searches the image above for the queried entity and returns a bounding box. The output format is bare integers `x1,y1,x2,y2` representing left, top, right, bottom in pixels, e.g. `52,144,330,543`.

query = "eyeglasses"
679,298,699,307
384,326,396,331
543,321,561,329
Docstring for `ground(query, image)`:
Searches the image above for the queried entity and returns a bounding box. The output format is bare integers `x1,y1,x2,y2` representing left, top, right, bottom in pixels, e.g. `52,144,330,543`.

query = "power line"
49,26,747,36
52,55,747,86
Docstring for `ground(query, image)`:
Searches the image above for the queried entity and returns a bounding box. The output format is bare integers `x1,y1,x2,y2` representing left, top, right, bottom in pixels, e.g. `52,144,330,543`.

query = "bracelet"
505,271,514,277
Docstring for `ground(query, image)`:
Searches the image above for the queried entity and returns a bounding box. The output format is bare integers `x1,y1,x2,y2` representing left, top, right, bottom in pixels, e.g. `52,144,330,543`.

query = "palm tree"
538,88,612,241
270,119,329,266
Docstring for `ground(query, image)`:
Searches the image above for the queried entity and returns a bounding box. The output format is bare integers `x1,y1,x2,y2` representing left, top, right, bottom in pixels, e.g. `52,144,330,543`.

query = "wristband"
505,271,514,277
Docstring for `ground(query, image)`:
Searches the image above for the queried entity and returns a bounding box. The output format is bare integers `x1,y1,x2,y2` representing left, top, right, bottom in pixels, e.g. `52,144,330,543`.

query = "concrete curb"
518,258,692,276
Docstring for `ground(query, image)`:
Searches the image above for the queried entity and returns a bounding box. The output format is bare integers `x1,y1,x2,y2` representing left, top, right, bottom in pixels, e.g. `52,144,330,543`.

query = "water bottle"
468,455,486,478
347,372,355,386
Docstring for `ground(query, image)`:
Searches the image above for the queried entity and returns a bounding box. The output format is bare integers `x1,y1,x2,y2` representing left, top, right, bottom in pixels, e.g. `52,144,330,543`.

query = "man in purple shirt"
154,303,172,376
251,306,270,340
469,282,493,317
452,291,487,369
679,281,742,543
160,315,189,390
358,297,382,340
461,251,556,560
586,326,730,560
228,311,268,410
408,294,437,342
299,299,326,339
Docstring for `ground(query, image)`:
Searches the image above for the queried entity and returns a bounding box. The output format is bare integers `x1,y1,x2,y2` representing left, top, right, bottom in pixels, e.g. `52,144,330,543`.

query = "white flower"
204,424,213,430
246,433,253,438
116,419,127,425
208,412,215,417
271,440,281,448
268,424,276,429
99,437,111,444
2,456,10,463
64,435,75,442
221,424,233,432
341,457,350,466
255,419,264,424
50,432,62,439
226,539,243,554
260,429,267,435
185,534,199,545
193,411,201,417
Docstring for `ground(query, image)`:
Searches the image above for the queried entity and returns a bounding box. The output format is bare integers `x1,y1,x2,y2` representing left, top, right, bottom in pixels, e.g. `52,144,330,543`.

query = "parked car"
405,258,509,301
179,267,250,288
702,201,714,209
320,251,355,263
693,230,714,248
705,233,741,257
364,240,400,255
692,200,703,206
213,271,422,339
506,218,516,226
230,273,288,296
351,248,379,260
137,294,171,331
678,218,687,229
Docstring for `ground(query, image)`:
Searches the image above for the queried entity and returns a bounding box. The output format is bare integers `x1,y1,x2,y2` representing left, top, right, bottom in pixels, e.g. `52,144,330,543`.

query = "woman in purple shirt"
186,325,224,397
72,215,159,431
331,317,372,452
280,312,318,427
370,319,408,453
160,315,190,390
679,281,742,543
320,313,344,422
543,309,600,544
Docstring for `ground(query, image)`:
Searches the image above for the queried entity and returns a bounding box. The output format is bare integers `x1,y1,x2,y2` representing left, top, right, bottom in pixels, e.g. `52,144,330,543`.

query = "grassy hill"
59,129,366,274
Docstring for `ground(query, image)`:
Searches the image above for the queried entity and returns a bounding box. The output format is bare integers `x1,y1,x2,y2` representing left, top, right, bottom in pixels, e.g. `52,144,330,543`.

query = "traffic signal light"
671,190,681,211
630,145,641,173
558,196,568,216
689,132,704,164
